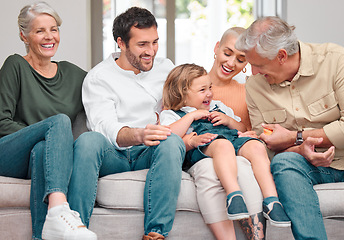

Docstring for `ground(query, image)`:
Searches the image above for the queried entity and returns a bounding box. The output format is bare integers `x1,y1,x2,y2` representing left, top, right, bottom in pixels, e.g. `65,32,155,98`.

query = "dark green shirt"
0,54,87,137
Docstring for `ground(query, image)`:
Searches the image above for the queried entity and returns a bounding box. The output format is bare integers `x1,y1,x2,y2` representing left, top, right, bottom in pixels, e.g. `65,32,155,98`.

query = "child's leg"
238,140,277,198
238,140,291,227
203,139,249,220
202,139,239,195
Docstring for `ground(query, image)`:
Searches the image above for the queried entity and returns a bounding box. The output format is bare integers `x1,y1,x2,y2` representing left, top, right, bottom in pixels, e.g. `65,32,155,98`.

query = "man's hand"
259,124,295,152
298,137,335,167
117,124,172,147
140,124,172,146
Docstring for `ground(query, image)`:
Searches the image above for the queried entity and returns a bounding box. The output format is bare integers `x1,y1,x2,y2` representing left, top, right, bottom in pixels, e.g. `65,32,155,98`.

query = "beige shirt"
246,41,344,169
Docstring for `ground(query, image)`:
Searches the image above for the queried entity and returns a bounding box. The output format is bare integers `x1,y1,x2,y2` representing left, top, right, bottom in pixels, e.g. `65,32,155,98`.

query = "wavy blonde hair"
163,63,207,111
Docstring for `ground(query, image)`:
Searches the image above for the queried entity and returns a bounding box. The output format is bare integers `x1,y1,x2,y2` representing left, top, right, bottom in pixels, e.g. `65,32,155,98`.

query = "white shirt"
82,53,174,149
160,100,241,134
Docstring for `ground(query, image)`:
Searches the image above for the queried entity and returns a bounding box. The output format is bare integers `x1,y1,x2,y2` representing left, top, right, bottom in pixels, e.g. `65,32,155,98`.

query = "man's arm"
117,124,172,147
259,124,333,153
285,137,335,167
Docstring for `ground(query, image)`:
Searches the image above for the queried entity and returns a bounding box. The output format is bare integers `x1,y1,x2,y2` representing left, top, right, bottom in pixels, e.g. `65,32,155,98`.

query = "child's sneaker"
226,191,249,220
263,197,291,228
42,202,97,240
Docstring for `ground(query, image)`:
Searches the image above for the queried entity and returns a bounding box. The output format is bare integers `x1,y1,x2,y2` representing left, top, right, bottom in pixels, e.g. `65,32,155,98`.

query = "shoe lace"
59,208,85,230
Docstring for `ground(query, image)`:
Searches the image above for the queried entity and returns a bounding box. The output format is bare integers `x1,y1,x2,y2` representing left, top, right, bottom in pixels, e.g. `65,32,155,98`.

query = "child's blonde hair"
163,63,207,111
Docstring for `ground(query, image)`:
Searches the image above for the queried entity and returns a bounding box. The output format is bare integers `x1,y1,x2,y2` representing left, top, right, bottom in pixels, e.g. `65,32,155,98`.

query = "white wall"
0,0,91,71
2,1,344,71
286,0,344,47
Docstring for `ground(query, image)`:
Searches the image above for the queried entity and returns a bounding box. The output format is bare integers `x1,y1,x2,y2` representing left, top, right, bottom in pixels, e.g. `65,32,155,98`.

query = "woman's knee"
189,158,220,185
43,114,73,135
50,114,71,127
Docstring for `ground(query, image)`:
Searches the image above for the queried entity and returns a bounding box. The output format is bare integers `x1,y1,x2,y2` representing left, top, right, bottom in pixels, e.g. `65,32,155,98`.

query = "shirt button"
296,108,299,111
291,85,295,90
324,104,328,109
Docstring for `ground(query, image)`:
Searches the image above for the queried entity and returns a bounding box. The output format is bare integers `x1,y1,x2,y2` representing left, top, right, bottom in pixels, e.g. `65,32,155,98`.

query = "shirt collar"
180,101,218,113
278,41,314,87
297,41,314,77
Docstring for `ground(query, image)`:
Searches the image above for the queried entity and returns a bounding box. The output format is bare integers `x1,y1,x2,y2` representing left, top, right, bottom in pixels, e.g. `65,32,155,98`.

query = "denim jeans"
271,152,344,240
0,114,74,240
68,131,185,237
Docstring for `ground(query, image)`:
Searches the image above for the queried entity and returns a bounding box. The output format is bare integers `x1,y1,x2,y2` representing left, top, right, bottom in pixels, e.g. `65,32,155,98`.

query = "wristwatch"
295,130,304,145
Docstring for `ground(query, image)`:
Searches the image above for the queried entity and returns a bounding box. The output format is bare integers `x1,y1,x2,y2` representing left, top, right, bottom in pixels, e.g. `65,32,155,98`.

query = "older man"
235,16,344,240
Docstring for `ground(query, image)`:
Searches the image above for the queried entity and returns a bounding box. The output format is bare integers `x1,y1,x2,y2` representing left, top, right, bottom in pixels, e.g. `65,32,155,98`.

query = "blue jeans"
68,132,185,237
0,114,74,240
271,152,344,240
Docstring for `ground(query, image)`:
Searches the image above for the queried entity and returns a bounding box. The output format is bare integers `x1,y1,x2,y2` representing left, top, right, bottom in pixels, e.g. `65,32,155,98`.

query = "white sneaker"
42,203,97,240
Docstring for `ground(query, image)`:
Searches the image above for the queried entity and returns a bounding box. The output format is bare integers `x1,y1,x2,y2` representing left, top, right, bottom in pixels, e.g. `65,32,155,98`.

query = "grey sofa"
1,112,344,239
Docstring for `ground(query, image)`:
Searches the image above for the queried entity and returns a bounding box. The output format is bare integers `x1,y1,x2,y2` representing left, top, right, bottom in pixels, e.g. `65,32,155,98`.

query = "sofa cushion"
1,172,344,220
0,176,30,207
96,169,200,212
314,182,344,218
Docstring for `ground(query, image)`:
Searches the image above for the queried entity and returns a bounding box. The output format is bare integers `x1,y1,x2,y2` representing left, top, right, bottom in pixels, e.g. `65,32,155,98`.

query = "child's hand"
208,111,231,127
238,130,258,138
190,133,218,148
189,109,210,121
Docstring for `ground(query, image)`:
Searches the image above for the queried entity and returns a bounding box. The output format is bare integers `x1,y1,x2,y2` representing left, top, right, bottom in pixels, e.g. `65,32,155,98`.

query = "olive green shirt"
0,54,86,137
246,41,344,170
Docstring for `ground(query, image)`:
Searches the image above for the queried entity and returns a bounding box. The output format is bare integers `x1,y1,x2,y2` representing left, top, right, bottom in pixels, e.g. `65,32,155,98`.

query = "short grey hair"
18,1,62,52
235,16,299,60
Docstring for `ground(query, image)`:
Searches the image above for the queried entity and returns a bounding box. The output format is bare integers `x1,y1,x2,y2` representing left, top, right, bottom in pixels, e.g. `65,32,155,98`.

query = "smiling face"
22,14,60,60
212,35,247,84
119,26,159,74
245,49,284,85
185,75,213,110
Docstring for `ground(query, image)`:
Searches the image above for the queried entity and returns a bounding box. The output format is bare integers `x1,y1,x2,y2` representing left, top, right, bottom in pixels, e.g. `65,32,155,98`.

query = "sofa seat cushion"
96,169,199,212
314,182,344,218
0,176,30,207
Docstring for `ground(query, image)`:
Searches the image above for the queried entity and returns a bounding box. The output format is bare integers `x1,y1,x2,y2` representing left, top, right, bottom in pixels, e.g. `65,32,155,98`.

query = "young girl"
160,63,291,227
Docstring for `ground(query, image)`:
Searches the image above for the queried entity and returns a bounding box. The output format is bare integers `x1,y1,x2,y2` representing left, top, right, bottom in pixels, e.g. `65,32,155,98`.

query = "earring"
214,54,216,59
242,67,247,73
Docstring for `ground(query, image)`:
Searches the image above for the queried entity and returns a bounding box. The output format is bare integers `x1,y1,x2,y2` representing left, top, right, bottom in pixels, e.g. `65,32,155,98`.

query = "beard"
125,48,155,72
